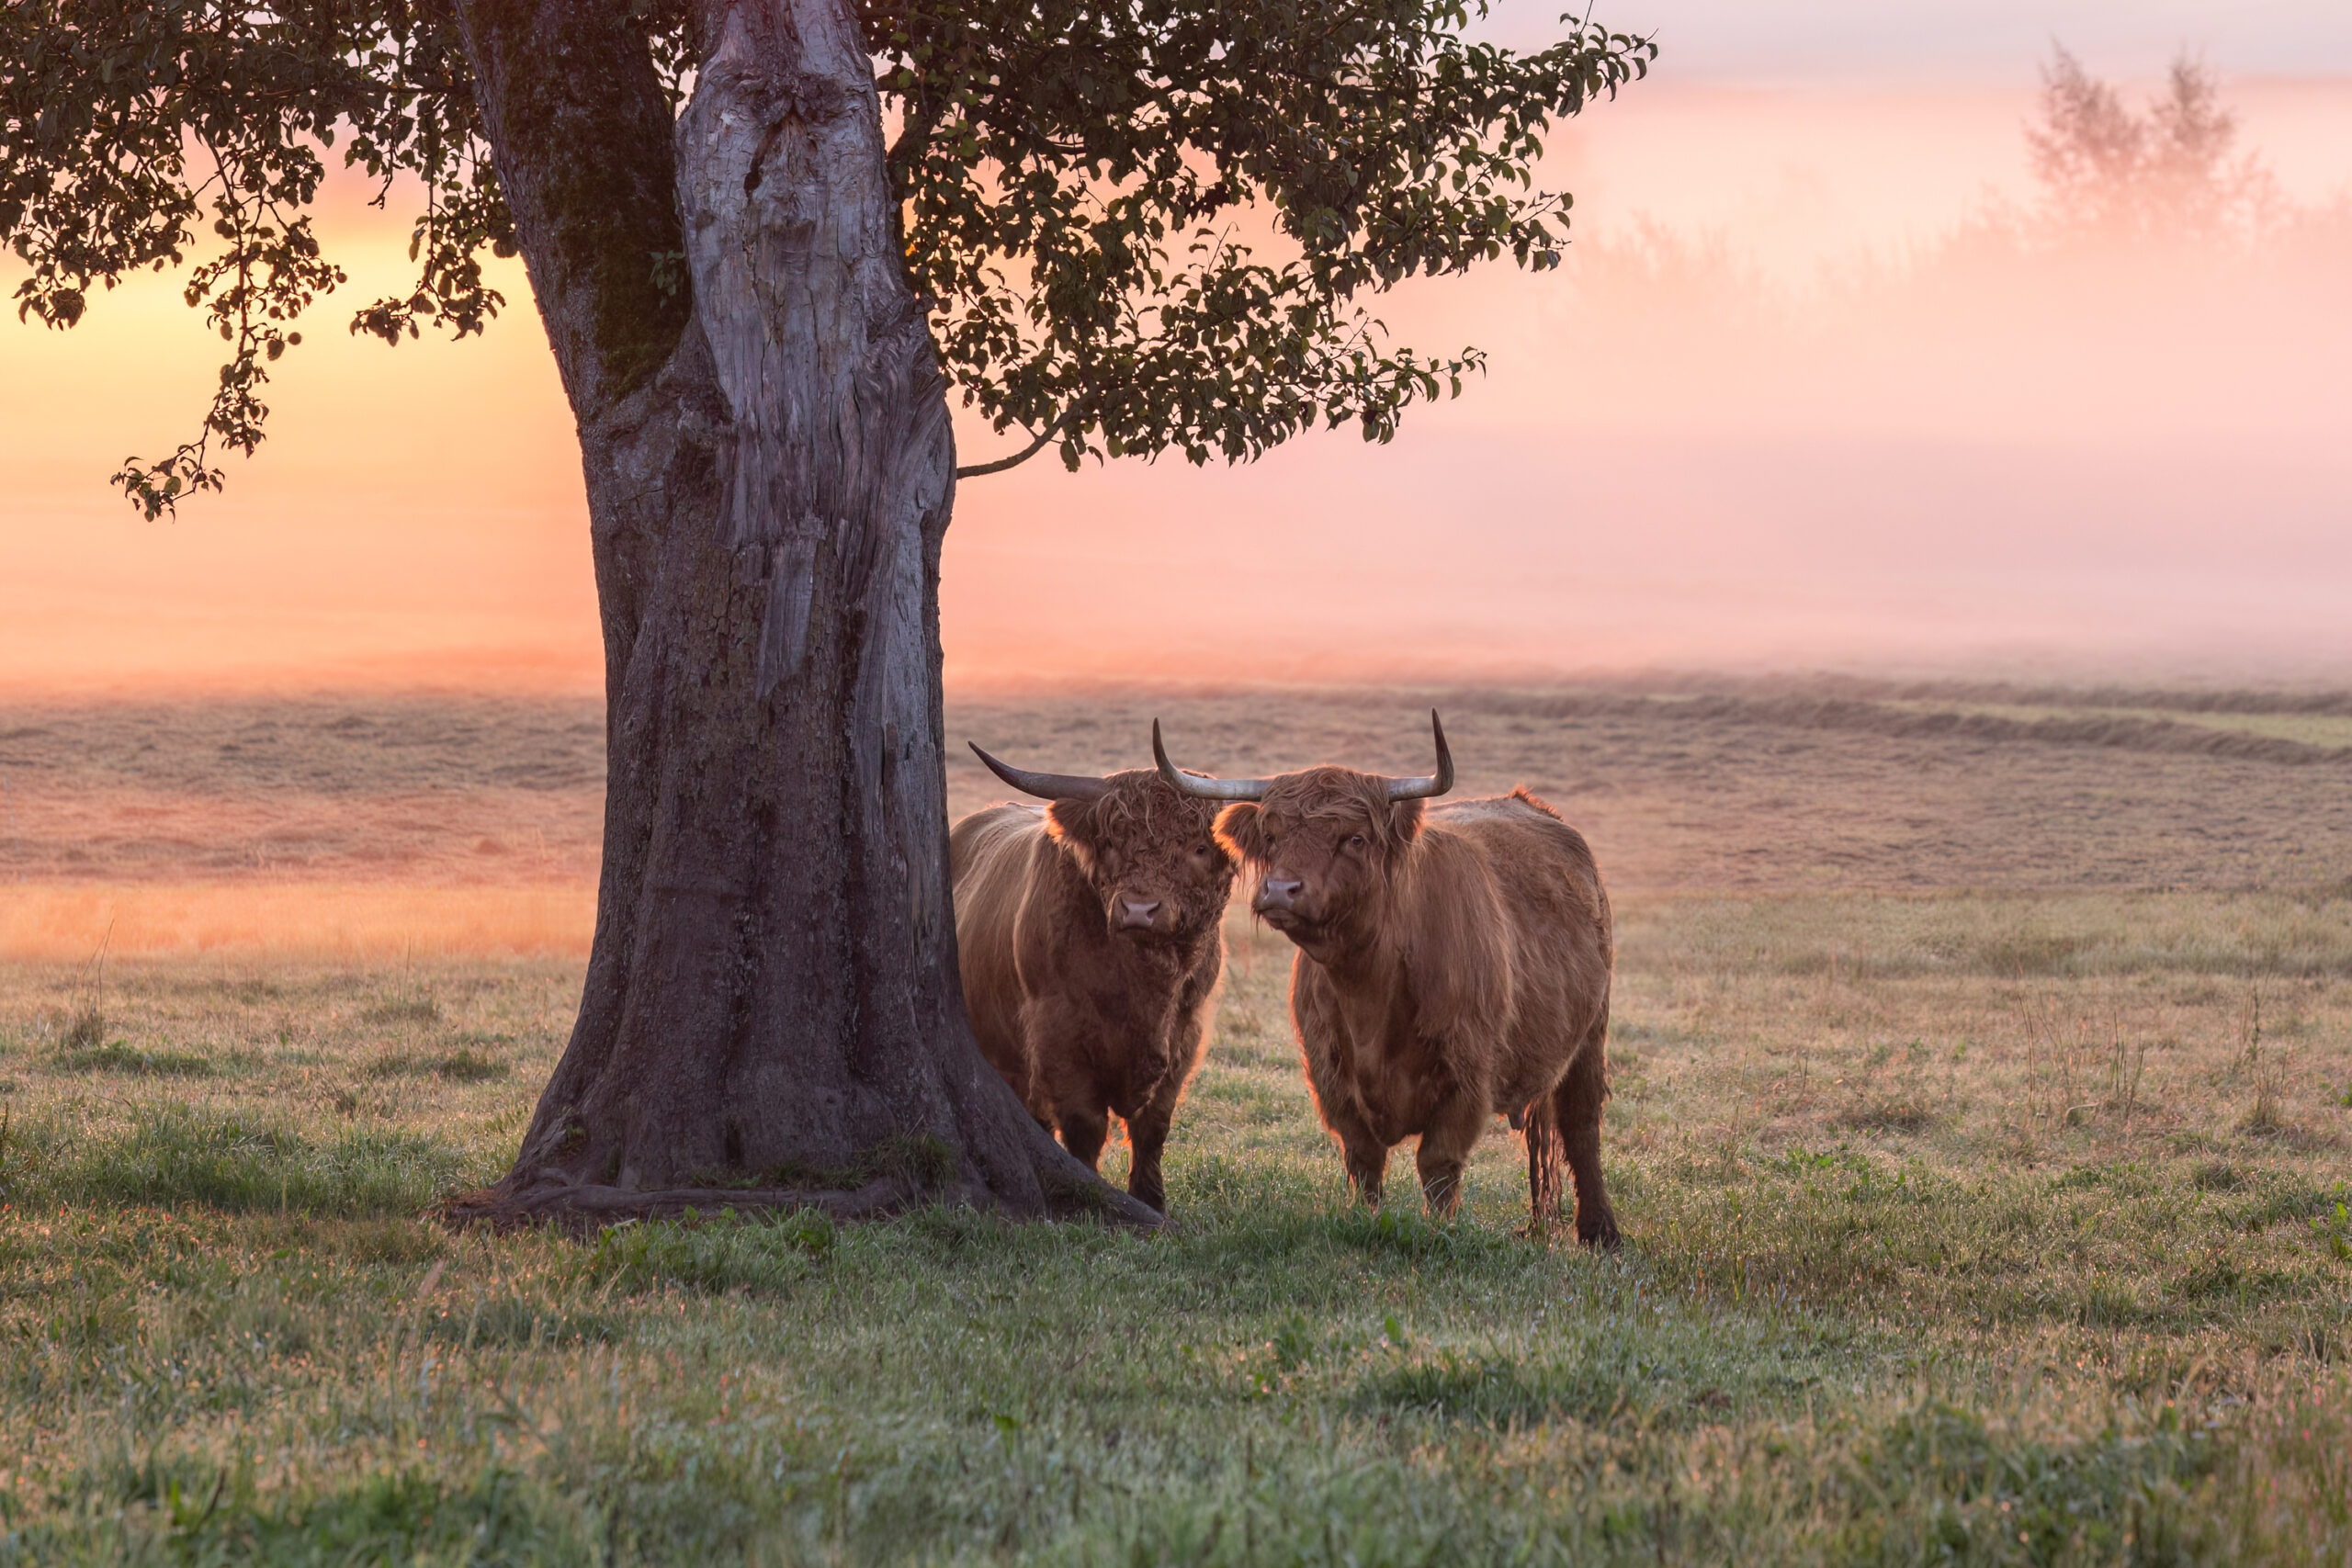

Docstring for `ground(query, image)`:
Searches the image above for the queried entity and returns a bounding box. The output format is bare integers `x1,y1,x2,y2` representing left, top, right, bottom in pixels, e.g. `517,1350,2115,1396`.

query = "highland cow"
1156,712,1618,1244
951,745,1238,1213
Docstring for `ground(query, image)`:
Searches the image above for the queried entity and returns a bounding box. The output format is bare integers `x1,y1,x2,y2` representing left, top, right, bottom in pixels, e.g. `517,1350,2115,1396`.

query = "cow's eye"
1193,841,1216,858
1344,833,1369,852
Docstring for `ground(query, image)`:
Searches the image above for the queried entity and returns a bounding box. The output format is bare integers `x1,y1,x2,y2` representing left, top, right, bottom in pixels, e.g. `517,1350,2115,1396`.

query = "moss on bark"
460,0,688,404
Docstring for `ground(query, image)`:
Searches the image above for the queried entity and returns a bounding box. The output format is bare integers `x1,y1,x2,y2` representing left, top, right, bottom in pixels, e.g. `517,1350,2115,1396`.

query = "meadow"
2,681,2349,1563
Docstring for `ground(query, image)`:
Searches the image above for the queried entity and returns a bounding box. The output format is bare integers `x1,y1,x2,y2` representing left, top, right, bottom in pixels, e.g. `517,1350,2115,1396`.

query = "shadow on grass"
14,1106,469,1217
1354,1347,1689,1428
364,1046,506,1083
21,1459,586,1568
52,1043,214,1078
579,1207,837,1297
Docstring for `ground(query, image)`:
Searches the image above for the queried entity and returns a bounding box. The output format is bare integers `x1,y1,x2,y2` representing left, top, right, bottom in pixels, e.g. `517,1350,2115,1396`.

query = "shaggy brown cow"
1156,712,1619,1245
950,745,1238,1213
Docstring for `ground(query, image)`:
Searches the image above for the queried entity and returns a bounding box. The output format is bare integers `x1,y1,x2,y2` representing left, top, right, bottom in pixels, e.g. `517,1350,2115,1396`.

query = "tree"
3,1,1650,1224
2027,46,2272,244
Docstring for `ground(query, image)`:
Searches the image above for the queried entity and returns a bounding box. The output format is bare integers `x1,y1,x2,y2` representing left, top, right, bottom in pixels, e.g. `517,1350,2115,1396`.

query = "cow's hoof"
1578,1215,1623,1251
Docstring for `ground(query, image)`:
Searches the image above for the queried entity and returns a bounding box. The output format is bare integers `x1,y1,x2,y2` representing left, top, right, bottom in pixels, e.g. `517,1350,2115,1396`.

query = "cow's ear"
1386,798,1428,847
1215,802,1270,863
1044,798,1099,873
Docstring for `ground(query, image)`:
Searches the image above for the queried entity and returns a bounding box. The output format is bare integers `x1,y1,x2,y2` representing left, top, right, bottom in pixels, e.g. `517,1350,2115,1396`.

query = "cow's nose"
1117,897,1162,929
1257,876,1304,910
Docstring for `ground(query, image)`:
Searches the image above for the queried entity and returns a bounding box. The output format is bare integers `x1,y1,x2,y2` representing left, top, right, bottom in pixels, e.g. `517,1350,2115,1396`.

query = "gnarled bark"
444,0,1156,1228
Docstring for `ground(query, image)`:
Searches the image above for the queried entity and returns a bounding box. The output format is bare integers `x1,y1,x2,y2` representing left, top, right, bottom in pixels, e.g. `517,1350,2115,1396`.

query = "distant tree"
2,2,1650,1224
2027,46,2273,243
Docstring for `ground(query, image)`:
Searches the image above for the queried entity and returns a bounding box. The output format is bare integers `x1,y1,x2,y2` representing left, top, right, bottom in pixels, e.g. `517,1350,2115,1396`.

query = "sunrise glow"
6,39,2348,695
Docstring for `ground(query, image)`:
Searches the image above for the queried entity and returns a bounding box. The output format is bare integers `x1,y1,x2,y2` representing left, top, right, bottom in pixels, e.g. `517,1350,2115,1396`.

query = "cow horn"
967,742,1114,802
1383,710,1456,801
1152,720,1273,801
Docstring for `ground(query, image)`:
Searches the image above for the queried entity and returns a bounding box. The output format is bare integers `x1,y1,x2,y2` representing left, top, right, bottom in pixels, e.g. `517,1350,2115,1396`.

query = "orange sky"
5,67,2351,694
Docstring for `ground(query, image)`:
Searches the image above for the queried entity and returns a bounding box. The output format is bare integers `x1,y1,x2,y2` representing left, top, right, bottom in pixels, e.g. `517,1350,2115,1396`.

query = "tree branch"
955,410,1071,479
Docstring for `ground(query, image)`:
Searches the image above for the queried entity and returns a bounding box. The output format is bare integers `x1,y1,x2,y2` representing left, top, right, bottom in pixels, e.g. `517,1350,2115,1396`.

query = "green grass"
365,1045,508,1083
1885,701,2352,752
361,995,444,1027
1,903,2349,1563
8,1105,467,1216
51,1040,216,1077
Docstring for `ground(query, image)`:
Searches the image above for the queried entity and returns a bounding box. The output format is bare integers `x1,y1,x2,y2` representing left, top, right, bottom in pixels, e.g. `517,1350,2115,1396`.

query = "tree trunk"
443,0,1153,1226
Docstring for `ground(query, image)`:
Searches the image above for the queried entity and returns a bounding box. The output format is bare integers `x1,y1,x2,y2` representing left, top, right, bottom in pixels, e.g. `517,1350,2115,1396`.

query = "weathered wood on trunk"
444,0,1155,1227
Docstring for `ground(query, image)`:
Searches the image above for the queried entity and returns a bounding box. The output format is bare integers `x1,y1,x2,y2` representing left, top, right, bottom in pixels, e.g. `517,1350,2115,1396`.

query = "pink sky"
1556,0,2352,81
4,18,2350,694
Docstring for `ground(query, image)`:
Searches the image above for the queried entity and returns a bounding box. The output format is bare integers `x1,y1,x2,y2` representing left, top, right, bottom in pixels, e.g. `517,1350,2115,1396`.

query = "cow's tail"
1523,1092,1566,1239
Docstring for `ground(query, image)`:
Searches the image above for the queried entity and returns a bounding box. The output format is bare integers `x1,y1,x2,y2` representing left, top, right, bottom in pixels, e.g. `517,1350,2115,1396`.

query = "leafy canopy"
1,1,1651,515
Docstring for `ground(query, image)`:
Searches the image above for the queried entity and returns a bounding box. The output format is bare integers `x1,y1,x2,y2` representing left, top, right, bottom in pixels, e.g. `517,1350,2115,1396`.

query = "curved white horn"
1383,711,1455,801
1152,720,1273,802
968,742,1114,802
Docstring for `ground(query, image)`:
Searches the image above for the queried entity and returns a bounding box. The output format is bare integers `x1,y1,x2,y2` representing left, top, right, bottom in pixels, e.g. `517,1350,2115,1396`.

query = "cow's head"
969,746,1237,944
1153,713,1454,958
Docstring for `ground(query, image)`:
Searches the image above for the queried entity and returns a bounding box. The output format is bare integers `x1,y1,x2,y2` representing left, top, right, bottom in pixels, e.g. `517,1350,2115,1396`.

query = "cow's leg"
1555,1036,1620,1249
1317,1100,1388,1207
1414,1092,1488,1222
1123,1089,1175,1215
1343,1133,1388,1208
1025,998,1112,1173
1125,964,1213,1216
1055,1101,1111,1172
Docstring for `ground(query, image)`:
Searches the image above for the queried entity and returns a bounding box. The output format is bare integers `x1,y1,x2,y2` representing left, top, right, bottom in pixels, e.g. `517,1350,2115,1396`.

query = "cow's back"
1425,793,1607,931
950,803,1052,1111
1424,792,1612,1107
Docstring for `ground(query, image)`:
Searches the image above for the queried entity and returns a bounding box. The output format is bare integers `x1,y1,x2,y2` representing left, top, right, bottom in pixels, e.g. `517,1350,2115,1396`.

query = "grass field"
3,682,2351,1562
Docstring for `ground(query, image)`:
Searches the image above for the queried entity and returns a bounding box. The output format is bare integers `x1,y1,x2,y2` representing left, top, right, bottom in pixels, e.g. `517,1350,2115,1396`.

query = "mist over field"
943,66,2352,685
2,51,2348,691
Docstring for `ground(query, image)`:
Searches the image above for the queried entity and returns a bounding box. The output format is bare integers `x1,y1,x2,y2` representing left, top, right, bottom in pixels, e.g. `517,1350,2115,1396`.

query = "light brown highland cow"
1157,713,1619,1245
